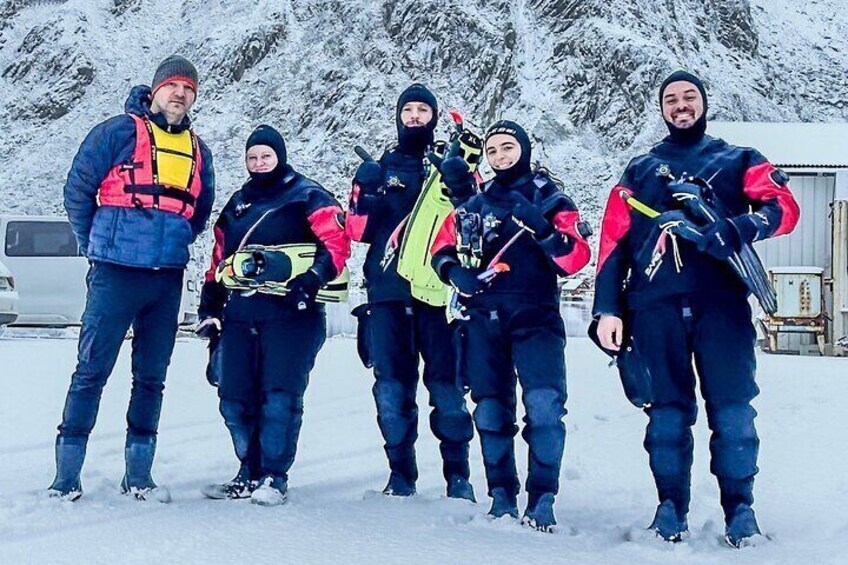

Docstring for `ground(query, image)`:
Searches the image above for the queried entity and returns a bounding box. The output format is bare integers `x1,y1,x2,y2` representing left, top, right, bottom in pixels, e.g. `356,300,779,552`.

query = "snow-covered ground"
0,333,845,564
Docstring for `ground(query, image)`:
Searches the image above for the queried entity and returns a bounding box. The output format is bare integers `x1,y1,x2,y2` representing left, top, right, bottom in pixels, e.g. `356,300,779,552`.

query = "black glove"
697,218,741,260
195,317,221,339
508,191,553,238
206,332,222,387
447,264,486,297
283,270,322,310
440,156,475,199
727,213,765,245
654,210,705,245
354,159,383,196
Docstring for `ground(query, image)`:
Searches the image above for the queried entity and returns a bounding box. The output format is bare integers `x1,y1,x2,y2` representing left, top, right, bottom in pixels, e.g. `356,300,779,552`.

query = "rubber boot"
121,437,170,502
522,492,557,532
446,475,475,502
383,471,416,497
488,487,519,519
725,504,761,548
201,462,258,500
649,499,689,542
47,437,86,501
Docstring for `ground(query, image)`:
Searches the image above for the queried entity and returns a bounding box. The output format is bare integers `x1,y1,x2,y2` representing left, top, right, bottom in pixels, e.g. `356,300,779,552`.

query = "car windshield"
5,221,81,257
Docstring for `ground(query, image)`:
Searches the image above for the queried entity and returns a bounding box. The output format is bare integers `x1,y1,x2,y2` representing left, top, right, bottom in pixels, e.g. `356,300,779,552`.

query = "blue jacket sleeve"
190,139,215,241
63,115,135,253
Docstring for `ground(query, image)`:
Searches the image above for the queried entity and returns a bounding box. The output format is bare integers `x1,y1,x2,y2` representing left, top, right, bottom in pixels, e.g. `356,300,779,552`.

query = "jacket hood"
125,84,193,132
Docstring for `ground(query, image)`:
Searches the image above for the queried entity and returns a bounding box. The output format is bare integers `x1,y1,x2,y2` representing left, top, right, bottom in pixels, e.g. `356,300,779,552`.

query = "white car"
0,258,19,329
0,215,200,327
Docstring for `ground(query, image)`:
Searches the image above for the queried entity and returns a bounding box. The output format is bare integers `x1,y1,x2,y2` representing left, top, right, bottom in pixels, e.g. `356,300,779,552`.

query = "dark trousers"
368,300,474,482
460,302,567,498
631,293,760,518
217,311,326,480
57,262,183,447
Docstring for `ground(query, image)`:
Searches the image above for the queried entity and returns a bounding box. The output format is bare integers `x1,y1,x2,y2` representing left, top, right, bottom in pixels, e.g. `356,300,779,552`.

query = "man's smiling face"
661,81,704,129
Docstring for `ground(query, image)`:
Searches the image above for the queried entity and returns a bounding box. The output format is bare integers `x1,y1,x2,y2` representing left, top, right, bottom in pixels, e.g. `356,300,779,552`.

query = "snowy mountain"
0,0,845,253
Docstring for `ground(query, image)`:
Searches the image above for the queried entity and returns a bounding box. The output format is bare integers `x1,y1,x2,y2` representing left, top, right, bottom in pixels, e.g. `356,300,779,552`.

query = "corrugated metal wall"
754,174,834,273
753,173,835,350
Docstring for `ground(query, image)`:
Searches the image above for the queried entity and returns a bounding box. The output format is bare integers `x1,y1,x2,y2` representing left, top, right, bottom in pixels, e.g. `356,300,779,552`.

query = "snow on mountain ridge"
0,0,844,260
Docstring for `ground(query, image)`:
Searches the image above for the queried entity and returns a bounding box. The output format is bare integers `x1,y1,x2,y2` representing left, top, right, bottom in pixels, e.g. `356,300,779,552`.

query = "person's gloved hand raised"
426,148,476,202
283,270,322,310
439,155,474,191
353,157,384,196
508,191,553,238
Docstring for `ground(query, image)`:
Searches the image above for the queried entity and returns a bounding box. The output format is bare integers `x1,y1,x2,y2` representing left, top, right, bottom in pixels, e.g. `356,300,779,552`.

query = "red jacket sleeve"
741,157,800,238
345,182,371,242
199,224,227,320
308,204,351,282
430,210,460,282
592,185,634,317
544,209,591,276
204,225,225,283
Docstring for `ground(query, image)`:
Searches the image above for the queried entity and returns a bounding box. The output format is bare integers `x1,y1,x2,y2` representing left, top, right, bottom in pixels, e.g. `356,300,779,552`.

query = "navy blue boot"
382,450,417,497
47,437,86,501
201,462,259,500
725,504,761,548
649,499,689,542
522,492,556,532
488,487,519,519
446,475,475,502
383,471,416,497
121,438,170,502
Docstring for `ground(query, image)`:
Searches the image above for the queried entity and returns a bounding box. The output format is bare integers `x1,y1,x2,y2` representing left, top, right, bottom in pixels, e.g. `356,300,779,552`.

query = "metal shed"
709,122,848,354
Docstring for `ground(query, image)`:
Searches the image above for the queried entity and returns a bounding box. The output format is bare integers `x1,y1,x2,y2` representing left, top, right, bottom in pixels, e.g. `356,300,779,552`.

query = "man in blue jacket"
48,55,215,502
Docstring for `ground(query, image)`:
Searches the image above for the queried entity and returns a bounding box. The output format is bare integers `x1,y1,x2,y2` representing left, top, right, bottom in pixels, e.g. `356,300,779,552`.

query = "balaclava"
245,124,289,188
396,83,438,156
484,120,533,187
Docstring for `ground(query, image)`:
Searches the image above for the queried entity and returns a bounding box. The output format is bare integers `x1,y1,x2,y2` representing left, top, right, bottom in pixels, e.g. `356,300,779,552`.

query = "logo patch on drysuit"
386,176,405,190
234,201,252,217
482,213,501,231
656,164,672,177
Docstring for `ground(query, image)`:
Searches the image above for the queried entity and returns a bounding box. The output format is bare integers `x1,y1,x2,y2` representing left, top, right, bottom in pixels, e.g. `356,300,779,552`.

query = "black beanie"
152,55,198,94
245,124,288,187
484,120,533,187
658,70,708,144
395,83,438,156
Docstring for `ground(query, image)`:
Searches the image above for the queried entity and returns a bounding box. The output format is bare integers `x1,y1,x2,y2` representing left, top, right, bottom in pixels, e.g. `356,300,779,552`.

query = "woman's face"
485,134,521,171
246,144,278,173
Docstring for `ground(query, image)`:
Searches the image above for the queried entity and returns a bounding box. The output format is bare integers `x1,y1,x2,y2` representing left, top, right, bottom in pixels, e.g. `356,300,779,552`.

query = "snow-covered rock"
0,0,844,263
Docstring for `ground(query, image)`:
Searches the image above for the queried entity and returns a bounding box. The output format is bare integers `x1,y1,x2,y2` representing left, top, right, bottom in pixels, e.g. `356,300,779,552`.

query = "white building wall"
754,173,834,274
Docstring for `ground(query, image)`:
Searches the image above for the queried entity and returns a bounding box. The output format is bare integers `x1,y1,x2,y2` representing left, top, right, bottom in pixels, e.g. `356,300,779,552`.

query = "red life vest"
97,114,203,219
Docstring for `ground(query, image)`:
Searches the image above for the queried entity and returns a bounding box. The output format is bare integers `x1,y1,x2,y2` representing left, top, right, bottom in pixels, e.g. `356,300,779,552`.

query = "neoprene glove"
697,218,741,260
283,270,322,310
508,191,553,238
354,160,384,196
447,264,485,297
440,156,475,200
195,317,222,339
